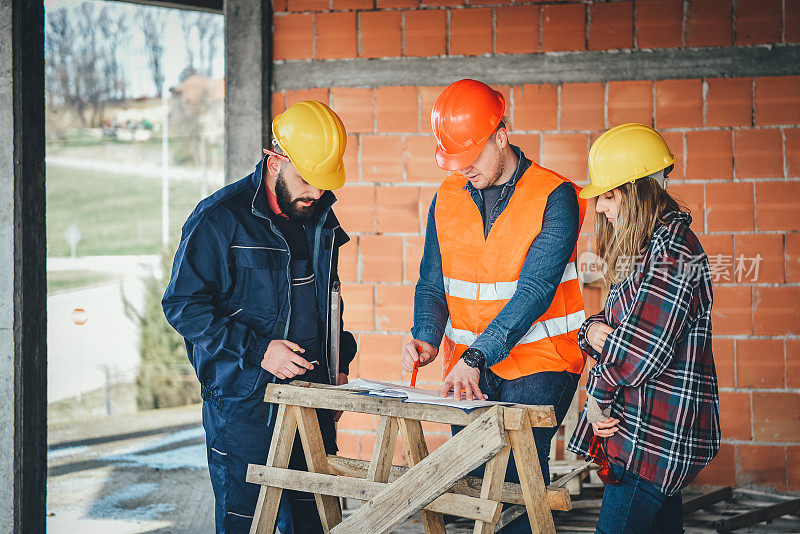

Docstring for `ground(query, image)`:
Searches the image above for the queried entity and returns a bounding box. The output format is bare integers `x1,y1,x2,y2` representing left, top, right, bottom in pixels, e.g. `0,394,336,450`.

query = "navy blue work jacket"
162,159,357,413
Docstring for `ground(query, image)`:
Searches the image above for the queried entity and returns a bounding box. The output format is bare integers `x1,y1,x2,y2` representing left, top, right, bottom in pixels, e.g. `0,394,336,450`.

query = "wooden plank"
249,404,299,534
325,455,572,511
331,406,508,534
266,382,557,428
561,389,579,462
682,486,732,515
711,497,800,532
474,443,511,534
367,416,398,483
507,410,556,534
296,407,342,531
246,465,502,523
398,417,446,534
551,462,592,489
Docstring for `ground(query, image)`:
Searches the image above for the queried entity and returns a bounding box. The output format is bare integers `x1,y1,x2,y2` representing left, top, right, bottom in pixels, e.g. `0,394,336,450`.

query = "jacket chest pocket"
230,246,288,315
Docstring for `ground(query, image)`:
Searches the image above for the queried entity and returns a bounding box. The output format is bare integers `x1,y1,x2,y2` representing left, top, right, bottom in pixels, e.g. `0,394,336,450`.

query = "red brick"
419,186,438,220
636,0,683,49
755,181,800,231
685,0,732,47
754,392,800,442
377,186,420,233
718,391,752,441
343,134,359,182
734,234,785,284
376,86,419,133
668,183,704,230
737,338,785,388
331,87,374,133
560,83,604,131
343,282,375,330
787,129,800,177
511,133,541,163
361,135,404,183
735,0,781,45
273,0,288,12
697,234,733,260
734,129,784,179
655,79,702,129
273,14,314,60
272,92,286,119
339,238,358,281
659,131,684,180
358,333,405,380
705,78,753,127
755,76,800,126
786,233,800,283
789,446,800,492
285,88,329,108
692,443,735,487
422,0,461,6
337,411,378,431
359,11,403,58
288,0,328,11
378,0,417,7
336,430,360,457
754,286,800,335
513,84,558,131
607,81,653,127
789,0,800,43
316,12,357,59
705,182,753,232
712,285,752,335
685,130,733,180
419,85,448,132
541,133,589,182
404,136,446,183
737,444,787,490
541,4,586,52
789,340,800,387
335,185,376,233
588,1,633,51
450,8,493,56
376,284,414,331
361,235,404,282
404,10,447,58
495,6,539,54
404,236,425,284
712,337,734,388
332,0,371,8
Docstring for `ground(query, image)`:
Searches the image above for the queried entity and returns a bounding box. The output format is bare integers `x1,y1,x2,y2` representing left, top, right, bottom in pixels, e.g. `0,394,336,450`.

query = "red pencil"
410,360,419,387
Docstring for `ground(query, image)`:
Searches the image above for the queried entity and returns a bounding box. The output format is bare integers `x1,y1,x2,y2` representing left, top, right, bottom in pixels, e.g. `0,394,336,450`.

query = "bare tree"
137,6,168,96
178,11,197,81
194,14,222,77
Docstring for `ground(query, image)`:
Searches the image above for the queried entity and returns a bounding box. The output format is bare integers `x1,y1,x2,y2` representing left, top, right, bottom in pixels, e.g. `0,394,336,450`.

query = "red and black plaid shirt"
568,211,720,496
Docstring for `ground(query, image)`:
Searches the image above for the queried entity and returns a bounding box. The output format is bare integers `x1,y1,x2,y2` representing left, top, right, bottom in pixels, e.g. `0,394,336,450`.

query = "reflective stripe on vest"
434,162,588,380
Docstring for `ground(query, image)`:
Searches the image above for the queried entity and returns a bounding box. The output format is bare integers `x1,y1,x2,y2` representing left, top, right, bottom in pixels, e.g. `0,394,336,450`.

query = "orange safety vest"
435,163,588,380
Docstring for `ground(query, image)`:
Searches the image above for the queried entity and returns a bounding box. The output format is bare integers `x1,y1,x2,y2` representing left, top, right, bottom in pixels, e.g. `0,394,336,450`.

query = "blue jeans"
454,369,580,534
596,463,684,534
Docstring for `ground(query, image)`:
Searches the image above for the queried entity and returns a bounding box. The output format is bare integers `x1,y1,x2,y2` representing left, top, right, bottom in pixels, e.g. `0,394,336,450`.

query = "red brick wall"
272,0,800,491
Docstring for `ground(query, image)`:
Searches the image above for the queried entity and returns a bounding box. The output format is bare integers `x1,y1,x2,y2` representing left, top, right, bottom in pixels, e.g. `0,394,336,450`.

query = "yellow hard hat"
272,100,347,190
580,123,676,199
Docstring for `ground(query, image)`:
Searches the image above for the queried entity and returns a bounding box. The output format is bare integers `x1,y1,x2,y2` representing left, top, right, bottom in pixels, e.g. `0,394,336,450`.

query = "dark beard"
276,172,316,223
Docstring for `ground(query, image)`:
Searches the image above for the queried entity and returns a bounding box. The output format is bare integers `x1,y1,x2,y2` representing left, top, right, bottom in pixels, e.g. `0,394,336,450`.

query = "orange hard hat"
431,79,506,171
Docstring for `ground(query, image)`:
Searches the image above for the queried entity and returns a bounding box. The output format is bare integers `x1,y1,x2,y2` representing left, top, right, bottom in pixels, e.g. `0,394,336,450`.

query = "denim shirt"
411,145,580,368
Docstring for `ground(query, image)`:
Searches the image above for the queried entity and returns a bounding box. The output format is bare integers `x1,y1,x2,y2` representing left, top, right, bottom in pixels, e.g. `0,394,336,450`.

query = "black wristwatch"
461,348,486,369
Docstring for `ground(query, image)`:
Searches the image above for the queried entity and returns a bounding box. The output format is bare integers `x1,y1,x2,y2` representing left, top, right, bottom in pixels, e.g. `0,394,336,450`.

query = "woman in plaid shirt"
567,124,720,533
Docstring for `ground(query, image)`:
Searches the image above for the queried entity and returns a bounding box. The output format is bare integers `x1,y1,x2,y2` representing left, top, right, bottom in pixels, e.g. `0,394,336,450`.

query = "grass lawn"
47,164,204,257
47,270,120,294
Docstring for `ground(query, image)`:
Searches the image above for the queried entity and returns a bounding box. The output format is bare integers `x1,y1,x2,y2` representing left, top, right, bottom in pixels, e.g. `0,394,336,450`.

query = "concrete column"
224,0,272,184
1,1,47,532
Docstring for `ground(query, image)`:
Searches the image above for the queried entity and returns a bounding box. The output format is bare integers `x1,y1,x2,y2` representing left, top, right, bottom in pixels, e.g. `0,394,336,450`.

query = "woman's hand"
587,322,614,354
591,416,620,438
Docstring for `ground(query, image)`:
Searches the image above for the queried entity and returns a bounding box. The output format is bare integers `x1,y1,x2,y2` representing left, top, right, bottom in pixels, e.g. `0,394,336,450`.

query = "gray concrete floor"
47,404,800,533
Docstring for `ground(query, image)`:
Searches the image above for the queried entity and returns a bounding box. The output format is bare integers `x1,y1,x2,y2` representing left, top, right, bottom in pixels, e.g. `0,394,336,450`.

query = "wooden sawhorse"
246,381,572,534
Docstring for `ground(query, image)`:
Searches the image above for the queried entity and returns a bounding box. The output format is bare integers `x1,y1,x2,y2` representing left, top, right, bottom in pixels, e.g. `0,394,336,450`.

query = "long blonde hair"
596,177,684,285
